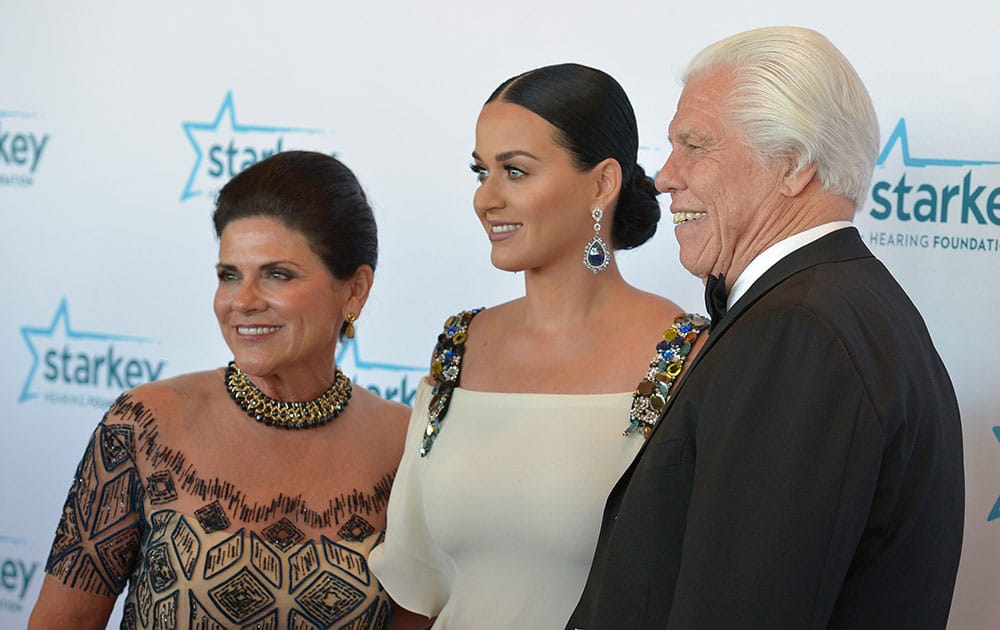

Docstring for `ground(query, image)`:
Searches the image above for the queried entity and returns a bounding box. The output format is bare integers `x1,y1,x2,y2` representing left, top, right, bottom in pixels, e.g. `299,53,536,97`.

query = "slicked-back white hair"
684,26,879,210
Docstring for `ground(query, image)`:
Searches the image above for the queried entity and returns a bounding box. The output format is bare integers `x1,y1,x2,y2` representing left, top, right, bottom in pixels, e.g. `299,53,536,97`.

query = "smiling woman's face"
470,101,602,274
214,216,348,383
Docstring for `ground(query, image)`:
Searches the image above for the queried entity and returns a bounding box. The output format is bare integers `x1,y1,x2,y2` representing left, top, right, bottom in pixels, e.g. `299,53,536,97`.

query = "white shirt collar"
726,221,854,309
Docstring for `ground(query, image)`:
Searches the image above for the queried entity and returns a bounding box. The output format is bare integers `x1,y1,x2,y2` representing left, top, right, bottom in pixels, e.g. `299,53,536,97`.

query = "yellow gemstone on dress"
650,392,666,412
431,359,443,375
453,330,467,344
662,329,678,341
666,362,683,378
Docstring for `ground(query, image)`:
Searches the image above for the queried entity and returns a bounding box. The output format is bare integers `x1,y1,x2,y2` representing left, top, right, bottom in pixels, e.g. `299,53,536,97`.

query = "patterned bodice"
44,393,393,629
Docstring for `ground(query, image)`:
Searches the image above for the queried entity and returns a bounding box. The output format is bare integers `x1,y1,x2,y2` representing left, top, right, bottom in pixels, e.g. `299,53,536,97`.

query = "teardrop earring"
583,207,610,274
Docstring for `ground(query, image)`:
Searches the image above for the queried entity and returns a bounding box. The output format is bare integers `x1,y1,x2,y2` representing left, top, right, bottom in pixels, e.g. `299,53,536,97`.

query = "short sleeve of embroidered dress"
43,416,143,596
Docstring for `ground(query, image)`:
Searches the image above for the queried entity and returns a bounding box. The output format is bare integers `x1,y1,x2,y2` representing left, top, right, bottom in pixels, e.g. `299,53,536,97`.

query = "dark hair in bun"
487,63,660,249
612,164,661,249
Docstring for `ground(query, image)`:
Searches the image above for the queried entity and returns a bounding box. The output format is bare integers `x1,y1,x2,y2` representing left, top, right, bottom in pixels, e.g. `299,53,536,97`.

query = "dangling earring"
583,207,610,274
345,313,358,339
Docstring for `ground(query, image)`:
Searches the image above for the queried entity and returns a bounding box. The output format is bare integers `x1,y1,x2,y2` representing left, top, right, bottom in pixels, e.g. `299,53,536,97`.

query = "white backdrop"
1,1,997,627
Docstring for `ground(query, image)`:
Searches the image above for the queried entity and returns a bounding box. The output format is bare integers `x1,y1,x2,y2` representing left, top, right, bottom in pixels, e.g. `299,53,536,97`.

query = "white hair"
684,26,879,210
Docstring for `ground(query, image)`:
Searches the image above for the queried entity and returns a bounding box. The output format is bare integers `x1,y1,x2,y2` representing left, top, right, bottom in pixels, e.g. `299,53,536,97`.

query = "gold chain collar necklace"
224,361,352,429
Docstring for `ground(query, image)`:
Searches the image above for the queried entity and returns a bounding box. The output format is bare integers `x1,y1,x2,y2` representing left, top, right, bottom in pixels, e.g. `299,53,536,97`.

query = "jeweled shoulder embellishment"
420,308,483,457
624,313,709,438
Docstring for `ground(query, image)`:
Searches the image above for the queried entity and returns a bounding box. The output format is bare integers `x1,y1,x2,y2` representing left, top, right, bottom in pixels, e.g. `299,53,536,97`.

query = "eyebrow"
471,149,541,162
668,127,713,147
215,260,297,270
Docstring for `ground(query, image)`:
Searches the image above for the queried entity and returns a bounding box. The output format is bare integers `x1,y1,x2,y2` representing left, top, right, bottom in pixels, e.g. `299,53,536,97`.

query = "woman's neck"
519,256,630,333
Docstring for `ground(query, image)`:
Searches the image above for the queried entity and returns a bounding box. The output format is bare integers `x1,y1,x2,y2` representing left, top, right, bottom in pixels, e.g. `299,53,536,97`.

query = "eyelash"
216,269,295,282
469,163,527,182
470,163,487,183
267,268,294,280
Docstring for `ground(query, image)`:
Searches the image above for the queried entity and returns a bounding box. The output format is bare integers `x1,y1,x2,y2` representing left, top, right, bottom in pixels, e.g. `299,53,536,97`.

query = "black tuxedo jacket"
568,228,964,629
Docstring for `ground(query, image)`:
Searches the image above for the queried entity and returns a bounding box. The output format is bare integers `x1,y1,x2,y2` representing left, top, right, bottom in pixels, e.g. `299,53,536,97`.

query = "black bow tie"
705,273,728,330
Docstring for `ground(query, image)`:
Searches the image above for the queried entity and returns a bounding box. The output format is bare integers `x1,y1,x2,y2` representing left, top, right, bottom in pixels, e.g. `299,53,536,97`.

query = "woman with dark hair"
370,64,708,628
30,151,410,629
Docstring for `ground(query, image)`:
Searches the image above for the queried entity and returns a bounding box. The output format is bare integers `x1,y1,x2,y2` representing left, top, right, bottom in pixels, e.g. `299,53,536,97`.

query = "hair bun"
612,164,661,250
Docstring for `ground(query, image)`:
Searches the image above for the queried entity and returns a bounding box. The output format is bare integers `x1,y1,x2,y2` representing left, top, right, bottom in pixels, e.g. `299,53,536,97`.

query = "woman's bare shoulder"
102,369,224,425
355,387,411,434
630,287,686,316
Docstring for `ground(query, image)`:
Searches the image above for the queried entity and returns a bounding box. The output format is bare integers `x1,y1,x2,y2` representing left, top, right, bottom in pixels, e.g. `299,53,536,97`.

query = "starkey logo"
0,109,50,187
180,92,335,201
865,118,1000,254
19,300,167,409
0,535,39,615
336,338,426,407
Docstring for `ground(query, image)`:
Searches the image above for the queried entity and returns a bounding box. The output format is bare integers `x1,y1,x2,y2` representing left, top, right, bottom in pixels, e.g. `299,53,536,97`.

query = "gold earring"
345,312,357,339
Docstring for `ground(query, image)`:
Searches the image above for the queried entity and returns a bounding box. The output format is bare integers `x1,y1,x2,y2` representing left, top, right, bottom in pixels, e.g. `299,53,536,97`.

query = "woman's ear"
342,264,374,321
593,157,623,210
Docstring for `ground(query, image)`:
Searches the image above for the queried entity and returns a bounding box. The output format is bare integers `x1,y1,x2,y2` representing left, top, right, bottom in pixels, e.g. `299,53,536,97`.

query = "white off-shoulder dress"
369,379,642,629
369,309,707,629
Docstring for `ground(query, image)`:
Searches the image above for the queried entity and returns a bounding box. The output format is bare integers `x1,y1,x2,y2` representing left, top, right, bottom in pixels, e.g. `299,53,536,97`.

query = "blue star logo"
19,299,152,403
989,426,1000,522
180,92,325,201
336,337,424,374
336,338,426,406
876,118,1000,169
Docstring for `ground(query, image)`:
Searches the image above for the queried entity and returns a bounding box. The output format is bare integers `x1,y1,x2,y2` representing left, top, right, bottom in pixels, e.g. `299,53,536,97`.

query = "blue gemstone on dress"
679,324,692,333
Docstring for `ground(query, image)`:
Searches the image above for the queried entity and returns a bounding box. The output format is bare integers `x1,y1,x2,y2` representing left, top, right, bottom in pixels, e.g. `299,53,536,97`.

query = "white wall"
1,1,996,627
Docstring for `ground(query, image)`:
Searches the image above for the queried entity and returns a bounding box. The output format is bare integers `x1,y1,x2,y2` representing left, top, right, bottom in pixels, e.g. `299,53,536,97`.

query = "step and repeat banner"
2,1,997,627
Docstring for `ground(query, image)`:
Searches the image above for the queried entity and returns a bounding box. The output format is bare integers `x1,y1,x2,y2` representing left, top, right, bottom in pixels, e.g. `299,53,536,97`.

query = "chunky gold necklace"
224,361,352,429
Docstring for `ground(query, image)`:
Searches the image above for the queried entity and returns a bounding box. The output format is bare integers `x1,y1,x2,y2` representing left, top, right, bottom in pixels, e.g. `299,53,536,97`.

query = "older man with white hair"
568,26,964,629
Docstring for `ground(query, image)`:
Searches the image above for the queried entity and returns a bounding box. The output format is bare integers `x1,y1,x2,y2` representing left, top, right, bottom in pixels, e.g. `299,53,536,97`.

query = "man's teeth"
238,326,280,335
491,223,522,233
673,212,707,225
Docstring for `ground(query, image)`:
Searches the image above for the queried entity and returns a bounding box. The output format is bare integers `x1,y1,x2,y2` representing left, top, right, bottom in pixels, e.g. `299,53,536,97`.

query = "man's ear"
780,160,817,198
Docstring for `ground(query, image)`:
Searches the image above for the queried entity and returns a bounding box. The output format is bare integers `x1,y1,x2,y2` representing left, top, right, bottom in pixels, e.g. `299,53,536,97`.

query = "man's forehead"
668,104,717,142
668,72,733,139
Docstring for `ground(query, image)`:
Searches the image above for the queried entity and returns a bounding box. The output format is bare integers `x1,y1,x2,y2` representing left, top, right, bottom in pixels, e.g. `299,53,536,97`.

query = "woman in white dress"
370,64,708,629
